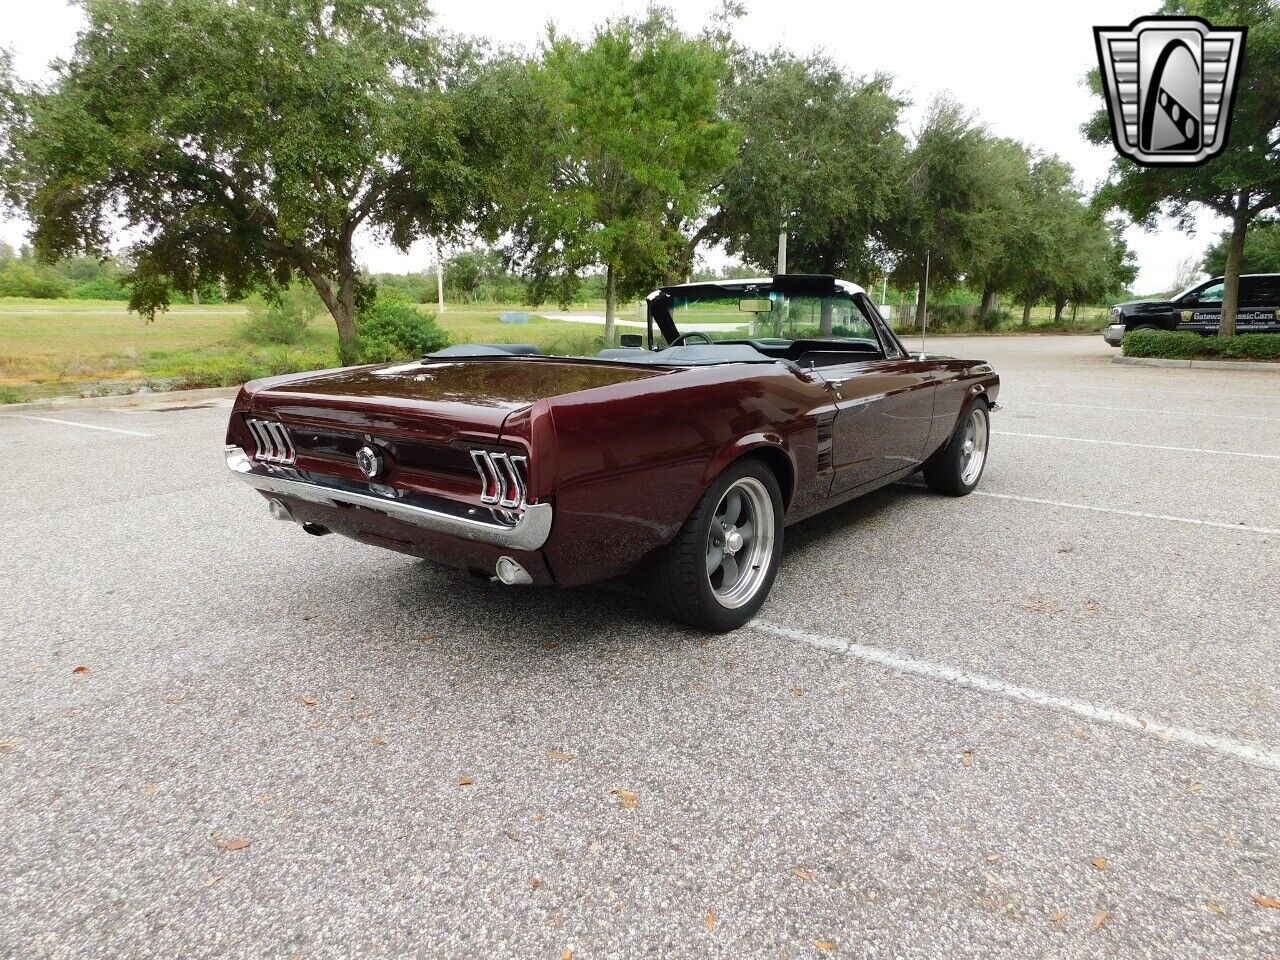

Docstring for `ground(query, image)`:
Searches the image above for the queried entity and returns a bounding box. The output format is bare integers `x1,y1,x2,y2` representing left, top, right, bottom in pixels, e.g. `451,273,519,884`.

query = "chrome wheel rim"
706,477,775,609
960,406,989,486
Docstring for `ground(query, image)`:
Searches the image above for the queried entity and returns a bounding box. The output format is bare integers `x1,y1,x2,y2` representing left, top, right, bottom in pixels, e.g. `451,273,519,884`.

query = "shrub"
0,262,71,299
71,276,129,300
242,285,321,345
0,385,21,404
356,295,450,362
981,307,1012,331
1123,329,1280,362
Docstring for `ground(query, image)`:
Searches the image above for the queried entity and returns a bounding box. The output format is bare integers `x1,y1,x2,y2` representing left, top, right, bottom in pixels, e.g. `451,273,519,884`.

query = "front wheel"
923,397,990,497
651,459,784,632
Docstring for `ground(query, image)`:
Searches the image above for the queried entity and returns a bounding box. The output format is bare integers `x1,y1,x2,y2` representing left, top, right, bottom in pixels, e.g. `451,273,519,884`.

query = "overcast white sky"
0,0,1223,293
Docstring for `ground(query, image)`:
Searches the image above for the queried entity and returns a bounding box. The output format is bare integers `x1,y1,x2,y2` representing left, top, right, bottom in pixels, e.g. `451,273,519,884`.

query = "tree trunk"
301,261,358,363
604,263,617,347
978,284,996,327
1220,191,1250,338
820,299,834,337
1053,296,1067,322
1022,299,1032,326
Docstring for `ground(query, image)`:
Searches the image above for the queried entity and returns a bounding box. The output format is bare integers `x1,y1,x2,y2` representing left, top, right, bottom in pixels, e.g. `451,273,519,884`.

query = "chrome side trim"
226,447,553,551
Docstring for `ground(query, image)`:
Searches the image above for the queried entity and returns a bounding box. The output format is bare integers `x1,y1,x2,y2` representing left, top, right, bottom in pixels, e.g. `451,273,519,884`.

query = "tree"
1203,217,1280,274
504,11,737,344
886,98,1020,328
1086,0,1280,335
704,51,906,324
1,0,528,359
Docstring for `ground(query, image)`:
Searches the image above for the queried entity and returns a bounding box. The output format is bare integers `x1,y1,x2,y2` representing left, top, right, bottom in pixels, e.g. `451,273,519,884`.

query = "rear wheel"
923,397,990,497
652,459,783,632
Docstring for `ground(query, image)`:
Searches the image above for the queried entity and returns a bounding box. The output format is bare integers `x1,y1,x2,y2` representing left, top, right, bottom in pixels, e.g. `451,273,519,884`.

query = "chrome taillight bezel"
246,417,296,465
470,450,528,509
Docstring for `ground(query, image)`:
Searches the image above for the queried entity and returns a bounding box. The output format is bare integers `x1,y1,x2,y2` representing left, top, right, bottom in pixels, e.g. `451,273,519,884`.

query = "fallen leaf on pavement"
561,950,572,960
1207,901,1225,915
1091,857,1108,871
297,694,316,708
1048,910,1067,923
588,840,602,852
612,788,638,810
529,877,542,889
792,686,803,697
547,749,575,762
1188,780,1203,792
72,665,90,675
371,736,387,746
144,783,158,797
0,740,18,753
705,910,717,931
216,837,251,852
1091,909,1109,929
792,868,816,881
1252,894,1280,910
204,874,223,888
1072,727,1087,739
164,692,186,704
961,749,974,767
985,853,1000,863
542,641,559,651
815,940,837,953
457,776,474,786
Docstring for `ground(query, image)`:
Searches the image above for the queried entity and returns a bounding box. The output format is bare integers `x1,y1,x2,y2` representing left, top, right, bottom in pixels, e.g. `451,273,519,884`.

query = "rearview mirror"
619,333,644,348
739,298,774,313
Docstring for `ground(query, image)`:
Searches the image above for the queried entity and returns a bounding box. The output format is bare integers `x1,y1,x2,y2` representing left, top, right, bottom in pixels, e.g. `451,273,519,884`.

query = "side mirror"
619,333,644,348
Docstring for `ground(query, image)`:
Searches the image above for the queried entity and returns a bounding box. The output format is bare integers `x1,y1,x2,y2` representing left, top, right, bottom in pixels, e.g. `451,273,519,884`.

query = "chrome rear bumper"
225,447,553,551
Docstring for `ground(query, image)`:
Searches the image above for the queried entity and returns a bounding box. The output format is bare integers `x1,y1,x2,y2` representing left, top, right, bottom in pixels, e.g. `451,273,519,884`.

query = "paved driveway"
2,335,1278,959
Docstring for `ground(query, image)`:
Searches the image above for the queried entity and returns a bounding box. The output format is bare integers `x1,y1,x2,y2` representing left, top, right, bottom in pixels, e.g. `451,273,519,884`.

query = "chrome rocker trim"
226,447,553,552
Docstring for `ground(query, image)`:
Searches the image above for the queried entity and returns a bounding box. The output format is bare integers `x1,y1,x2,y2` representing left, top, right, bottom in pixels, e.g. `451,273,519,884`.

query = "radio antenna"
920,249,930,360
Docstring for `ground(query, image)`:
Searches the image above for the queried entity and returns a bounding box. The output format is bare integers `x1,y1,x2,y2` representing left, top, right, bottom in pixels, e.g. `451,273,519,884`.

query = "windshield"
662,289,882,346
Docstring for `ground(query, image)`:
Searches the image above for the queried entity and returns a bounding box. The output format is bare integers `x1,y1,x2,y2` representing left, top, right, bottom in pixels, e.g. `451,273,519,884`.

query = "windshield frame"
647,276,905,356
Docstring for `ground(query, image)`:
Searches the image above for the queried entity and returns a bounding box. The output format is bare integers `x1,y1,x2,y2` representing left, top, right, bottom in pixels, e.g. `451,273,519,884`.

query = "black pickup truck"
1103,274,1280,346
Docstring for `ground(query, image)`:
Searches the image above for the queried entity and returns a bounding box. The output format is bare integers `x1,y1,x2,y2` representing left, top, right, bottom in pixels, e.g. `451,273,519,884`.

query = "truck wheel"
923,397,990,497
652,458,784,632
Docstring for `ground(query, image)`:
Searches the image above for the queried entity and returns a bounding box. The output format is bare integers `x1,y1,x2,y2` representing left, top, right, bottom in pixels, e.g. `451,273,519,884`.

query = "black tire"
651,458,784,632
923,396,990,497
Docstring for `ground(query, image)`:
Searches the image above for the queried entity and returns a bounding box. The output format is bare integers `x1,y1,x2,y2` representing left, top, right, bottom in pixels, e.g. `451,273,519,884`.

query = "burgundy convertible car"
226,275,999,630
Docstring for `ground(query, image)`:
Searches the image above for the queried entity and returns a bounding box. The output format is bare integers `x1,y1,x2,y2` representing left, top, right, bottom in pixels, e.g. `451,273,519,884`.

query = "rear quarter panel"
510,363,825,587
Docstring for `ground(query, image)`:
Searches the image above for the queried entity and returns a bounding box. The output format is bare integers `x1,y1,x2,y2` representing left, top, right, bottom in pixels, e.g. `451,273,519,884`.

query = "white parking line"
5,414,155,438
994,430,1280,461
1017,401,1280,423
751,620,1280,773
973,491,1280,536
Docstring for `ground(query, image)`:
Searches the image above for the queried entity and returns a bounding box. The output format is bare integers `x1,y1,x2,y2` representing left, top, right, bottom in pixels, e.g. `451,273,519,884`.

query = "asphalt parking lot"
2,334,1278,959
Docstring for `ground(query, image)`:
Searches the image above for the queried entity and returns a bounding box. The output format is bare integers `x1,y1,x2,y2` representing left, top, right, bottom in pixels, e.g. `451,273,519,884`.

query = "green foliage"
153,346,339,389
0,385,20,404
242,285,323,345
0,261,71,298
3,0,528,351
505,11,737,324
1123,329,1280,361
1204,219,1280,275
70,276,129,300
356,295,451,363
886,99,1023,308
709,51,905,277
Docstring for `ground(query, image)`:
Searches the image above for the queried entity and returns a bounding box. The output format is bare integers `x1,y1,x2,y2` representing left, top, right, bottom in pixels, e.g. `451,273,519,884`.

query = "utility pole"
776,228,787,275
435,239,445,315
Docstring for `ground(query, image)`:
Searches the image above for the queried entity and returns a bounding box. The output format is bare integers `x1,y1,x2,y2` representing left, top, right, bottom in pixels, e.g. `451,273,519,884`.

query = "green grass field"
0,296,1105,403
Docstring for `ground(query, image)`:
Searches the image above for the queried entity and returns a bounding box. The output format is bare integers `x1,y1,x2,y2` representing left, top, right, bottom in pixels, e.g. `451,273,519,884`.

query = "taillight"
470,450,528,509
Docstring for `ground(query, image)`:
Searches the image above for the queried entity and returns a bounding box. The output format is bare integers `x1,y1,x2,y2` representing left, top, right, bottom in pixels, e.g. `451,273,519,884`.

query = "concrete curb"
1113,355,1280,373
1,385,241,412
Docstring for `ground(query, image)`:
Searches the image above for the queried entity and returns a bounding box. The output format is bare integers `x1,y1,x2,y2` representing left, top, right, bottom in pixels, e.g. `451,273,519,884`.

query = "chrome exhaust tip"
267,498,294,523
494,556,533,586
